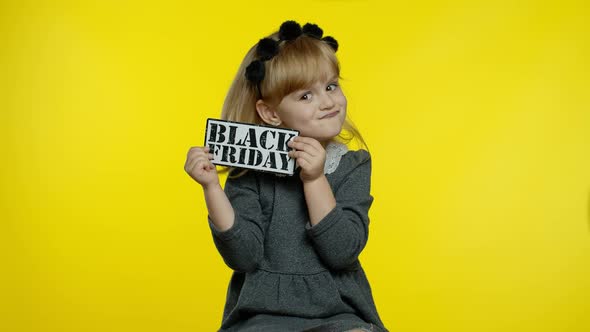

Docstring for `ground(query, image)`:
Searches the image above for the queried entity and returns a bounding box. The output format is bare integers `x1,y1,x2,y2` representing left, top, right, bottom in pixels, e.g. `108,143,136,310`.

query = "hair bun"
279,21,302,41
245,60,265,84
321,36,338,52
302,23,323,39
256,38,279,61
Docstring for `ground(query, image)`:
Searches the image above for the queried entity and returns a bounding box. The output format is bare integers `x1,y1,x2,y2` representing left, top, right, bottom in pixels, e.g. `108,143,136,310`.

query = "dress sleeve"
305,150,374,271
208,170,265,272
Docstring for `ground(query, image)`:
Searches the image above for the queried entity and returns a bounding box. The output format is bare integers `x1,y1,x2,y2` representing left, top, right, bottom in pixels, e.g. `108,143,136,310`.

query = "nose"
319,92,335,110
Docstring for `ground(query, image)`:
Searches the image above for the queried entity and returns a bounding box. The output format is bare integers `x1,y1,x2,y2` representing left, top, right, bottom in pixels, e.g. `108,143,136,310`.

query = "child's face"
275,74,347,144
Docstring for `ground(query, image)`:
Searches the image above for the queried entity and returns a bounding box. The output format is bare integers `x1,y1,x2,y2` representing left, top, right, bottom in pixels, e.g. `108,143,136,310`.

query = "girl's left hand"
287,136,326,183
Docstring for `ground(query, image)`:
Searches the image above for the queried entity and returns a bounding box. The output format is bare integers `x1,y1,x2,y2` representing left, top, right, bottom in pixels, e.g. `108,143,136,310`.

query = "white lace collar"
323,141,348,174
274,141,348,177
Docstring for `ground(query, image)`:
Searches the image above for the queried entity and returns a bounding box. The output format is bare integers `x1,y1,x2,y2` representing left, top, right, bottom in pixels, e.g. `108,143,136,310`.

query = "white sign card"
204,118,299,175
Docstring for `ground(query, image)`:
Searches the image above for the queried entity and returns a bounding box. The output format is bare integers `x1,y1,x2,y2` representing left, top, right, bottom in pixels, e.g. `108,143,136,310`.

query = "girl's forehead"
308,74,338,88
285,71,338,96
299,66,338,85
268,52,340,99
316,68,338,81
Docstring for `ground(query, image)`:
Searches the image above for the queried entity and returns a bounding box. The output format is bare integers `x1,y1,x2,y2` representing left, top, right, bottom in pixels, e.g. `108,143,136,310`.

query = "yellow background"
1,0,589,331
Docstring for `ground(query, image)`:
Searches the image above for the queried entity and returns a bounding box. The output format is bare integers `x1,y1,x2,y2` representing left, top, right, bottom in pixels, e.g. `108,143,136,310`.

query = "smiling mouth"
320,110,340,119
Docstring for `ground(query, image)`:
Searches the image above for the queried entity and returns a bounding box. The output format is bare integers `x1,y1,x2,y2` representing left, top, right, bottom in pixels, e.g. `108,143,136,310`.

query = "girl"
185,20,388,332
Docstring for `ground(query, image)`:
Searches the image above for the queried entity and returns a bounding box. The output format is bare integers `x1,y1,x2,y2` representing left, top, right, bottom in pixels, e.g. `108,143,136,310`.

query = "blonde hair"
220,31,368,175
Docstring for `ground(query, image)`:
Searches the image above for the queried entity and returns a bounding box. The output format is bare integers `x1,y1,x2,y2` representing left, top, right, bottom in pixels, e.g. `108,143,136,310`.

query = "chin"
319,128,343,141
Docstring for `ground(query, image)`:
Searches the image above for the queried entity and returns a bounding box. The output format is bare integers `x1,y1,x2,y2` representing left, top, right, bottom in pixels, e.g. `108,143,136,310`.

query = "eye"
327,82,339,91
300,92,312,100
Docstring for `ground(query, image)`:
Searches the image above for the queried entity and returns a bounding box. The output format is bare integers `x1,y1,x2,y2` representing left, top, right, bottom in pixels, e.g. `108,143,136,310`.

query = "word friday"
204,119,298,175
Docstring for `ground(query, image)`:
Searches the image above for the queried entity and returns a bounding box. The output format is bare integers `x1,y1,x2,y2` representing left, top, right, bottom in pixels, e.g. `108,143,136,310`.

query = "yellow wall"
1,0,589,331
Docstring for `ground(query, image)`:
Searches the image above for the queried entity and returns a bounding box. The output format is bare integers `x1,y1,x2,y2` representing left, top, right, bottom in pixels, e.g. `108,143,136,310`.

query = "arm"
287,136,336,224
184,146,264,272
286,139,373,270
185,146,235,231
207,170,266,272
305,151,373,270
203,183,234,231
303,175,336,226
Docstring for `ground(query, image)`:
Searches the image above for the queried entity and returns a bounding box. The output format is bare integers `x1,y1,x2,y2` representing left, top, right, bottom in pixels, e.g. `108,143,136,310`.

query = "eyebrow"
292,75,339,95
327,75,338,82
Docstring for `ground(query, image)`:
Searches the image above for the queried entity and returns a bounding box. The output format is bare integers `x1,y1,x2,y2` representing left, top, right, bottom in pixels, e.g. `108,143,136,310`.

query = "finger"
185,154,200,171
188,151,213,163
299,137,323,154
288,139,321,156
193,158,209,173
293,136,323,149
289,150,316,165
289,150,311,159
196,160,215,174
187,147,209,158
189,154,210,163
296,157,310,169
187,155,210,172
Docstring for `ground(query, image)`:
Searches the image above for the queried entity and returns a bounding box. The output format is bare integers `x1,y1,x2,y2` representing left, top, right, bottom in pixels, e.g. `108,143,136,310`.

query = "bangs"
262,36,340,102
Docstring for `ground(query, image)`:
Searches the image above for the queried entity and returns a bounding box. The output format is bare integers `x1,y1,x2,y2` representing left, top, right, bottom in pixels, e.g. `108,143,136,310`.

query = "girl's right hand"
184,146,219,188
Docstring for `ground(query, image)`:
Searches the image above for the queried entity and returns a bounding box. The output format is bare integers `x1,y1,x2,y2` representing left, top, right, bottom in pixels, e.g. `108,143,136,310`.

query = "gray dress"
208,149,388,332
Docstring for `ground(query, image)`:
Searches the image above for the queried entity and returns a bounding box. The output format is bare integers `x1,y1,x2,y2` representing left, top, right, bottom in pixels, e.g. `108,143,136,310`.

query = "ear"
255,99,282,126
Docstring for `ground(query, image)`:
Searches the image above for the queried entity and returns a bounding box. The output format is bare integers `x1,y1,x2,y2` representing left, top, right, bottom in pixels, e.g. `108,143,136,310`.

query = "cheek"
278,108,312,128
336,93,347,108
338,96,347,121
